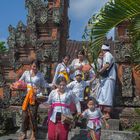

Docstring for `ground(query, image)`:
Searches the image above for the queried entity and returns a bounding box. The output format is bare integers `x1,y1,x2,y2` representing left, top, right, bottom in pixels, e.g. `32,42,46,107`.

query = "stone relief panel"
39,9,49,24
10,90,26,106
16,21,26,47
36,47,59,62
121,65,133,97
114,42,132,62
53,8,61,24
7,25,16,49
28,33,37,47
25,0,51,26
0,72,5,87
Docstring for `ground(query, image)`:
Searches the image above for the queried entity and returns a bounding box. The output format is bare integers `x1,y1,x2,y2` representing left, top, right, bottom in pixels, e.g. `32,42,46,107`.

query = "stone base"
102,119,120,130
0,128,139,140
119,107,140,129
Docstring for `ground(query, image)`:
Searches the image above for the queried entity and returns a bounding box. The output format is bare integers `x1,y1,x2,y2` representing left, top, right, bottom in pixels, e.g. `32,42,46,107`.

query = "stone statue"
16,21,26,47
26,3,36,32
7,25,16,49
53,9,61,24
29,33,37,47
40,10,48,24
0,73,5,87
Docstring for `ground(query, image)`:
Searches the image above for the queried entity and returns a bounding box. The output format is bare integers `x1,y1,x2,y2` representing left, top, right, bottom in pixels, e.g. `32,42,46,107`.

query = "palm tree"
0,41,7,53
82,0,140,64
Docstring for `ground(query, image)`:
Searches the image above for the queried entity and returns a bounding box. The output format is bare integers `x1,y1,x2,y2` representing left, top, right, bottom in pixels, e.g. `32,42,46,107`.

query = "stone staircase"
0,119,139,140
0,106,139,140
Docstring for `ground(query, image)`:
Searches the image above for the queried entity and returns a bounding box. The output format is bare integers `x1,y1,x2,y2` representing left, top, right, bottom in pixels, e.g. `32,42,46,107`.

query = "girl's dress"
82,108,103,140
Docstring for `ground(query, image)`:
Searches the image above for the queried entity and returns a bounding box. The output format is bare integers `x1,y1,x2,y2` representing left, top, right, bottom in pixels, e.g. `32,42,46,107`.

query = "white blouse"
70,58,89,70
67,80,90,101
102,52,116,80
70,58,89,80
19,70,47,93
52,62,70,84
47,89,81,123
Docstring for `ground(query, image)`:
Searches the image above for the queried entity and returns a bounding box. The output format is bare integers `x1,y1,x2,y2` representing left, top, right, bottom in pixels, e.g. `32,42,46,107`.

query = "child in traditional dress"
80,98,109,140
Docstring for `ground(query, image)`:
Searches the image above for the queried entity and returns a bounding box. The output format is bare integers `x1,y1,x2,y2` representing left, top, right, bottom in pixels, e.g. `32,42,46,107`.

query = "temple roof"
66,40,88,62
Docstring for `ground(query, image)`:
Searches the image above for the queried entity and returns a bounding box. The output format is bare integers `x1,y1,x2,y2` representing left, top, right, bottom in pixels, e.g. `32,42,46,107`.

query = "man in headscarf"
96,44,116,119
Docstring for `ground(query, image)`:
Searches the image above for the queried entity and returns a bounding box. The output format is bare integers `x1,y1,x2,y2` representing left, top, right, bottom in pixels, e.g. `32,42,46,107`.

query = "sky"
0,0,111,43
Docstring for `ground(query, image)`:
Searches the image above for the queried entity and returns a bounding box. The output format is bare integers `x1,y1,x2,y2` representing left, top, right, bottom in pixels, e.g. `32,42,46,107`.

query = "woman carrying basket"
45,76,81,140
11,60,47,140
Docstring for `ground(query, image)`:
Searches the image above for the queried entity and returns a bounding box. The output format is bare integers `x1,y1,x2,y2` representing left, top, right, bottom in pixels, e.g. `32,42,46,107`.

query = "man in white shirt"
67,70,95,111
96,44,116,119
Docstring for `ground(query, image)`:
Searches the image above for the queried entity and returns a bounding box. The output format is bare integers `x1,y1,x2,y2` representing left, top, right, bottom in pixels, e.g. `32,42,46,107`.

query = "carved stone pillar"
121,65,133,97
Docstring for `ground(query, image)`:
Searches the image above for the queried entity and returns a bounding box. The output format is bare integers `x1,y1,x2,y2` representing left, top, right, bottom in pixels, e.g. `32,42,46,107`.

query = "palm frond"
84,0,140,48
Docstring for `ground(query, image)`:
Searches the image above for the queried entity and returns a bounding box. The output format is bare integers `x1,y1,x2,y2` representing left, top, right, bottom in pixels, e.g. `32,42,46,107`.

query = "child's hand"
105,123,110,129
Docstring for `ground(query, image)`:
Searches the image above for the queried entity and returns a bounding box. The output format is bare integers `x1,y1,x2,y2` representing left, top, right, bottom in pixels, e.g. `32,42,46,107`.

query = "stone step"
102,119,120,130
0,127,139,140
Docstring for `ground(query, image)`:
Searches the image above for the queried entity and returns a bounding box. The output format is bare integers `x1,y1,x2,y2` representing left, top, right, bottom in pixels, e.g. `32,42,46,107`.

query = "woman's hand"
10,84,14,90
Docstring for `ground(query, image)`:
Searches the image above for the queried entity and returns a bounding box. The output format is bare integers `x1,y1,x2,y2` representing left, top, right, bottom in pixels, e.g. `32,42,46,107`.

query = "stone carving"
40,9,48,24
0,68,5,87
25,0,36,32
16,21,26,47
10,90,25,106
26,0,49,26
121,65,133,97
114,42,132,62
29,33,37,47
0,86,10,109
52,40,59,47
36,46,59,62
0,74,5,87
115,96,140,107
53,8,61,24
7,25,16,49
119,108,140,129
52,29,58,40
0,109,15,134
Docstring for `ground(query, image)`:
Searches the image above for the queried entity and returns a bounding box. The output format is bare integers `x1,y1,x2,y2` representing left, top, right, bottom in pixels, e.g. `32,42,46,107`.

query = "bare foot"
18,132,26,140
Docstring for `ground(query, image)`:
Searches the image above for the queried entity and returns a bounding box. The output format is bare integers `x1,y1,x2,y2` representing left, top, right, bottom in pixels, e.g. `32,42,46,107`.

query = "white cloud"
69,0,108,19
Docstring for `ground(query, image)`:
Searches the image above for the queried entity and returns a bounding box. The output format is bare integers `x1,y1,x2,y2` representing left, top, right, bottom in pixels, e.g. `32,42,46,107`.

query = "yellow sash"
59,71,69,82
22,85,36,111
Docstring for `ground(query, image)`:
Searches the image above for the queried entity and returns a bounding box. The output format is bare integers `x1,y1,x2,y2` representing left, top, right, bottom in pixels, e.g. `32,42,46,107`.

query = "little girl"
81,98,109,140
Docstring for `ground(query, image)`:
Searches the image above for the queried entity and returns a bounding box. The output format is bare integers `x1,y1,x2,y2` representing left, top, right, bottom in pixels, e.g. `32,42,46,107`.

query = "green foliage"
0,41,7,53
129,123,140,133
128,109,140,138
135,108,140,116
